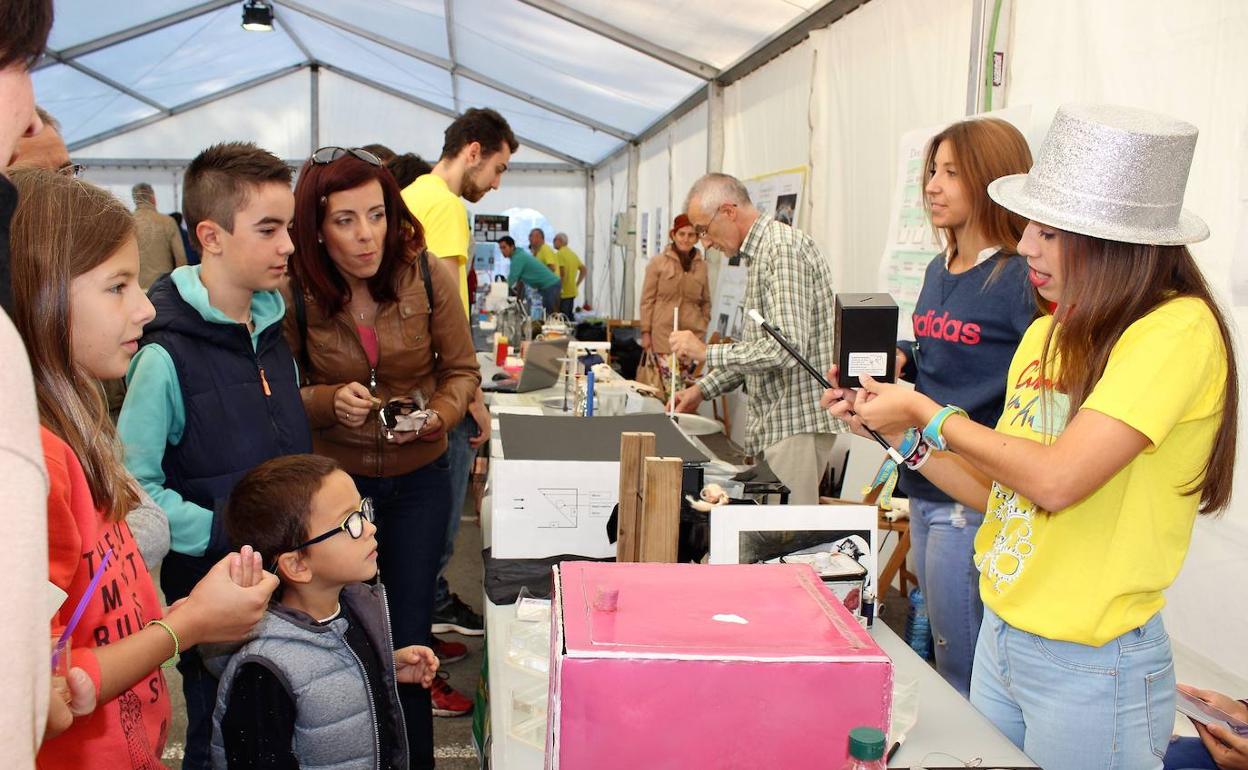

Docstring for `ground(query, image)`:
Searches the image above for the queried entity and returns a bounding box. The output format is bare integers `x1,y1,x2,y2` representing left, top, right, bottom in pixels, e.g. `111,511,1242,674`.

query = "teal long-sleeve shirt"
506,247,561,290
117,266,295,557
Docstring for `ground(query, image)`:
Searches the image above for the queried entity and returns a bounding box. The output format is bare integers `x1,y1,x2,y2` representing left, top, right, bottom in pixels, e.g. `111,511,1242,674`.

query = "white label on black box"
847,352,887,377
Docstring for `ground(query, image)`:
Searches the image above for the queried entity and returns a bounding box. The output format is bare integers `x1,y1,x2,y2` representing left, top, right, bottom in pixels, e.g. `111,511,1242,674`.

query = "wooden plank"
638,456,683,563
616,432,655,563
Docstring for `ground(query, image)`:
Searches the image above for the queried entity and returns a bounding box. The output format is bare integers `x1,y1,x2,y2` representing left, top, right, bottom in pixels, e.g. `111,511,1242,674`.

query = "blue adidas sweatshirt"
896,251,1036,503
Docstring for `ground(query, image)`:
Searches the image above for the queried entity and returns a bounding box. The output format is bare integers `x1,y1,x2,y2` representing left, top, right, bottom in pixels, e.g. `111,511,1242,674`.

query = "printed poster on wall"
472,213,509,243
640,211,650,259
654,207,664,256
709,262,749,341
743,167,806,228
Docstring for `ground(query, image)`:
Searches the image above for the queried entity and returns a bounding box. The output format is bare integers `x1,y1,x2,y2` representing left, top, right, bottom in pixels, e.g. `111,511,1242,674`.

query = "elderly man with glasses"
669,172,845,504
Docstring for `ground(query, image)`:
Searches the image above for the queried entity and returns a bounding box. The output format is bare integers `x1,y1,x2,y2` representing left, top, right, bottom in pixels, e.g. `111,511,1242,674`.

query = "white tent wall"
808,0,973,293
72,68,313,161
316,70,449,161
1004,0,1248,687
81,168,182,215
590,153,630,316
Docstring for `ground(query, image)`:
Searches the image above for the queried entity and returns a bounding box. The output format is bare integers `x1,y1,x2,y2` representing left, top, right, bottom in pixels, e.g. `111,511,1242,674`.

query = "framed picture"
709,504,878,619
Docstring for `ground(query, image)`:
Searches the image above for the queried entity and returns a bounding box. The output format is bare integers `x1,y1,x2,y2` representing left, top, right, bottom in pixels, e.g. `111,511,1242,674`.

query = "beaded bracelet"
147,619,180,669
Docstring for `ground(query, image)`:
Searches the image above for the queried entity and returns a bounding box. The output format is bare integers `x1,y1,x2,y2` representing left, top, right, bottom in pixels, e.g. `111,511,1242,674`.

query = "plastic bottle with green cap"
838,726,887,769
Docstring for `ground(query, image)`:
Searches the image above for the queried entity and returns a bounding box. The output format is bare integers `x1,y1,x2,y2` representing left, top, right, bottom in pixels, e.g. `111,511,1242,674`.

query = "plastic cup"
50,632,71,704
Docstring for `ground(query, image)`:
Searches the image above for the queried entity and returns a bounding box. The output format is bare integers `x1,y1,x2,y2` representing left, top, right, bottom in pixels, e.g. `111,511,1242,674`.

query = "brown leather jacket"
283,250,481,478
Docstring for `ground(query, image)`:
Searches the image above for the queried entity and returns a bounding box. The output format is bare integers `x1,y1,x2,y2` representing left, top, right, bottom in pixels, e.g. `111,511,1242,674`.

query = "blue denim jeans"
435,418,478,609
971,606,1176,770
353,455,453,770
908,497,985,696
1162,737,1217,770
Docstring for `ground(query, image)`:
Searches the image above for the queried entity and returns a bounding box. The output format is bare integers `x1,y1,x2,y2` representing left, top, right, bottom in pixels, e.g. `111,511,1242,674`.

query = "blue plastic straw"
586,369,595,416
51,547,113,669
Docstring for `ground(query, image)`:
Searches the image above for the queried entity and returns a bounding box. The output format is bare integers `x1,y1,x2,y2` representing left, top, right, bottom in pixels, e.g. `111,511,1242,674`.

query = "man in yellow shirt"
400,107,517,714
553,232,585,317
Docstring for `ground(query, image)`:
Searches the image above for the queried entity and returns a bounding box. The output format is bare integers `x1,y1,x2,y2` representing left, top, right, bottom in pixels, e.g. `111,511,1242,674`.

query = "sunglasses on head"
311,146,382,167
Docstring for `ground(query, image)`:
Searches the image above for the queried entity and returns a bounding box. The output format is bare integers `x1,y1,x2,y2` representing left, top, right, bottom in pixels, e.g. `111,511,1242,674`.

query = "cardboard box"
546,562,893,769
834,293,898,388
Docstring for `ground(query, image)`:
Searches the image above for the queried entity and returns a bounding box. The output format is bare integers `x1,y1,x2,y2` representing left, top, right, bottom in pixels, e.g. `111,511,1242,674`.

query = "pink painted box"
545,562,892,769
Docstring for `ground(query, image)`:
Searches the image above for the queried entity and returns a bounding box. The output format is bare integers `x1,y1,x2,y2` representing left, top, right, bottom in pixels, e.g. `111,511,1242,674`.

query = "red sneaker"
430,672,474,717
432,635,467,665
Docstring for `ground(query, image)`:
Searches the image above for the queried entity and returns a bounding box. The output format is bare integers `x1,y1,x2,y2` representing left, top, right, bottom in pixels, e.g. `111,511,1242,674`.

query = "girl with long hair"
887,117,1035,695
823,105,1236,769
8,169,275,768
286,147,480,769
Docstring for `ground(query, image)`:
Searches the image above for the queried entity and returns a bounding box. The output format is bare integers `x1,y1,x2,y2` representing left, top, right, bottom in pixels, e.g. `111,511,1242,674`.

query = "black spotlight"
241,0,274,31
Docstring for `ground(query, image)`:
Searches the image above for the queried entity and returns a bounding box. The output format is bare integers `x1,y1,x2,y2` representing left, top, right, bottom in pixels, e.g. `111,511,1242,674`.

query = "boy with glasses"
212,454,437,769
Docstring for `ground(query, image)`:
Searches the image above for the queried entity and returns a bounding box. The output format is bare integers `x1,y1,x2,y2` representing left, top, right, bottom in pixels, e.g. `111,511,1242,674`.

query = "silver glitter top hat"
987,104,1209,245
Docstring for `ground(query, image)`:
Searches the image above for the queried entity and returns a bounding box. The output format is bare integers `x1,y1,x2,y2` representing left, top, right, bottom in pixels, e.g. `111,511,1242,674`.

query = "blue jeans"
540,283,561,316
971,606,1176,770
1163,737,1217,770
908,497,985,696
353,456,453,770
436,418,479,609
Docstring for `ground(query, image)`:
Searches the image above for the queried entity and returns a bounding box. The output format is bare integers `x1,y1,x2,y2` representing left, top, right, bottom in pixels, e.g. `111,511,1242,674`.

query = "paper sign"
847,352,887,378
492,460,620,559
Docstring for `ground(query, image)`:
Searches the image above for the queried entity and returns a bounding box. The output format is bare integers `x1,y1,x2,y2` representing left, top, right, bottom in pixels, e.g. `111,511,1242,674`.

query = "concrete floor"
157,514,488,769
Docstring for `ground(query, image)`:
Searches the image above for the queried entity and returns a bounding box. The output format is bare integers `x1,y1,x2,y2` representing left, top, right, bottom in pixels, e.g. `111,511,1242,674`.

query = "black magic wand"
747,309,905,464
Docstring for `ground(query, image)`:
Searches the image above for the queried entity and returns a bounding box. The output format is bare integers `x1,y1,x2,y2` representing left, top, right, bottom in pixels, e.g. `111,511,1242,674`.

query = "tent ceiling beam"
274,0,632,141
67,63,309,152
76,157,579,173
513,0,718,80
718,0,871,86
319,64,590,169
39,0,237,68
453,67,632,141
443,0,461,114
274,13,316,62
48,55,169,113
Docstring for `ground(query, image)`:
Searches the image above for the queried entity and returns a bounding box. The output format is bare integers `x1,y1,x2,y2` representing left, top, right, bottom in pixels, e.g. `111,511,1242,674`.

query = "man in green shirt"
500,235,561,314
553,232,585,317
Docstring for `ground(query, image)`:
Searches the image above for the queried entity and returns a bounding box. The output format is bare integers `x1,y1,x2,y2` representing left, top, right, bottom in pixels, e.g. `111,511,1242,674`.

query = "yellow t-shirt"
975,296,1226,646
401,174,470,318
534,243,559,274
555,245,582,299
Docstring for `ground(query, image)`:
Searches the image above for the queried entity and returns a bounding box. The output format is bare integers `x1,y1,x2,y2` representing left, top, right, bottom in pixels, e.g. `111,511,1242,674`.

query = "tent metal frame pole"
310,63,321,152
965,0,988,115
274,12,315,62
513,0,716,80
584,168,595,305
37,0,236,68
319,64,590,169
51,57,168,113
67,63,309,152
443,0,461,114
277,0,631,141
717,0,872,87
623,143,640,317
705,82,724,174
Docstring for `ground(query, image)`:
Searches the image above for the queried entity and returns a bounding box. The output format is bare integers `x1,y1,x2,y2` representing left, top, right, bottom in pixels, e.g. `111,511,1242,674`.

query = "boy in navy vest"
117,141,313,770
211,454,437,769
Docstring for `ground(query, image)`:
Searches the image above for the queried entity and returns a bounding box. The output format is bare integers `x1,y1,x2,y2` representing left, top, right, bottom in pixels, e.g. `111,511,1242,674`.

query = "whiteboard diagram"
493,461,621,559
529,488,615,528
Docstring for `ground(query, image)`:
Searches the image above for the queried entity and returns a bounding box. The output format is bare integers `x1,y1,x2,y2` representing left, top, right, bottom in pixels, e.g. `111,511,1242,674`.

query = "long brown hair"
8,168,141,521
923,117,1033,261
1038,233,1238,514
290,155,426,316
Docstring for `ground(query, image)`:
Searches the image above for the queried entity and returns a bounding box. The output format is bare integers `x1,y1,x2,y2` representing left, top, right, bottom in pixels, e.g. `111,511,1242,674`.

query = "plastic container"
837,726,887,769
495,334,509,366
904,586,932,660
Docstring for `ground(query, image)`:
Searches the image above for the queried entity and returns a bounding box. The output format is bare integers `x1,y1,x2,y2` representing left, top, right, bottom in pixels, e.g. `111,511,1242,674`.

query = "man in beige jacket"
132,182,186,289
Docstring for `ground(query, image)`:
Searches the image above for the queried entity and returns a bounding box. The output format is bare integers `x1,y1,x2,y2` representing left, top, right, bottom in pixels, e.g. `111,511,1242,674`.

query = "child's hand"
45,667,95,739
394,645,439,688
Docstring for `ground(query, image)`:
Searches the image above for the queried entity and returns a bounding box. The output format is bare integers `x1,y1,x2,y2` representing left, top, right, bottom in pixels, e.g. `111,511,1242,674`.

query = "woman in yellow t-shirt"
822,105,1238,770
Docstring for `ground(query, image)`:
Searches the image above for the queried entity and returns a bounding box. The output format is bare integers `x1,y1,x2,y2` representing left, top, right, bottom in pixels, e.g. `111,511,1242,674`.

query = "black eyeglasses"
311,146,382,167
693,205,732,238
58,162,84,178
289,498,375,552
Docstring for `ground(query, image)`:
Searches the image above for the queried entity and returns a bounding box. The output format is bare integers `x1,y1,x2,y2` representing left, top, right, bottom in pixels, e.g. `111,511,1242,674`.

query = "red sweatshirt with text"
37,427,171,769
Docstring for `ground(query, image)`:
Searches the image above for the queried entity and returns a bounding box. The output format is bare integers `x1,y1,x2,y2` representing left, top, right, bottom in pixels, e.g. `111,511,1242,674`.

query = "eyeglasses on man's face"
58,161,84,178
692,204,734,238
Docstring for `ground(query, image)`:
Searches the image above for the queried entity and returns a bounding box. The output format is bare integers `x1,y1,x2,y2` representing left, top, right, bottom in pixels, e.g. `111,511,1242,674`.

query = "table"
479,361,1037,769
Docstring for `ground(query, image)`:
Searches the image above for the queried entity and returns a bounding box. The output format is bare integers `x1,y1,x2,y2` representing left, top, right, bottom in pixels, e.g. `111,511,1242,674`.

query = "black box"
834,293,898,388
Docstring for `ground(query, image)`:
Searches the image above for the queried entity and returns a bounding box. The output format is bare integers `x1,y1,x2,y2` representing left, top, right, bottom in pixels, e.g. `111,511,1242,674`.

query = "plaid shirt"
697,215,845,453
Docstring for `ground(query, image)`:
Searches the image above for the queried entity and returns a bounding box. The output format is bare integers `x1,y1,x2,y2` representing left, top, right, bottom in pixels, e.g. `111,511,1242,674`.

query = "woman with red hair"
285,147,481,767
